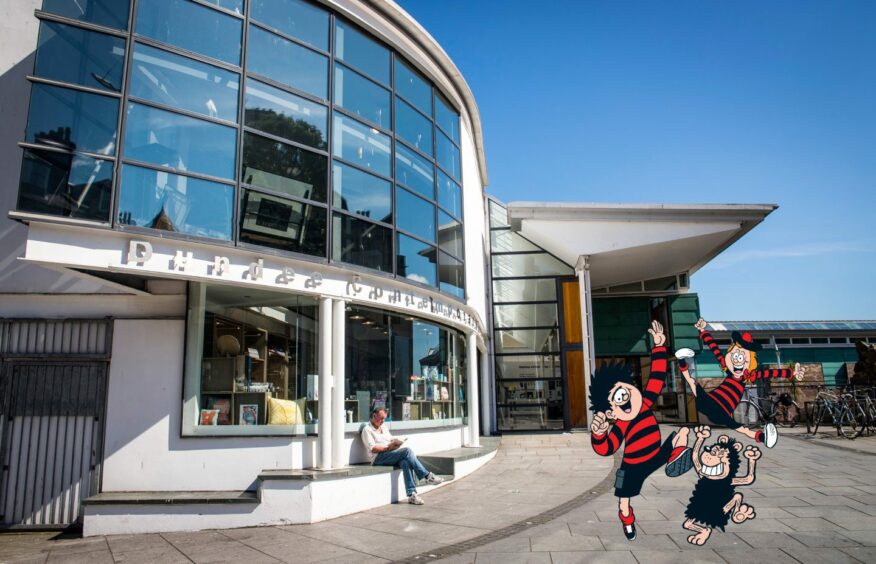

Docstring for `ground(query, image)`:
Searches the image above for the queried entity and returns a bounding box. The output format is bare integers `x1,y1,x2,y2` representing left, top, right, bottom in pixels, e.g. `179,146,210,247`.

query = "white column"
479,342,492,436
331,298,346,469
318,296,333,469
465,332,480,447
575,255,596,423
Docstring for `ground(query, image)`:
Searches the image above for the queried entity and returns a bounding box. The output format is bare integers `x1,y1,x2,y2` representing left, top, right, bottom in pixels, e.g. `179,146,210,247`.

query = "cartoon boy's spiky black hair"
589,362,635,413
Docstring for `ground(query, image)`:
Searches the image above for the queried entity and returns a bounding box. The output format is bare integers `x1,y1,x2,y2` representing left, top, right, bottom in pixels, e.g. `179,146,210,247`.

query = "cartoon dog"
683,425,761,545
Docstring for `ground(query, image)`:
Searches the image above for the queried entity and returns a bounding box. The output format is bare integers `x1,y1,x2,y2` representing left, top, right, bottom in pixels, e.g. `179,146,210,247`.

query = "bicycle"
852,387,876,435
732,387,801,429
806,388,864,439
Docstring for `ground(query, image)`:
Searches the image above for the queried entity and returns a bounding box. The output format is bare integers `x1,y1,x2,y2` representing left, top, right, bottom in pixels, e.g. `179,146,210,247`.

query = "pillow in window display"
199,409,220,425
268,397,304,425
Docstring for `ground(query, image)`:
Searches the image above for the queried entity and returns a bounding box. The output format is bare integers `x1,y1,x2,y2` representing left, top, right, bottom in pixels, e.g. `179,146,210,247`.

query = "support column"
465,332,480,447
575,256,596,424
479,343,492,436
331,298,346,469
318,296,333,469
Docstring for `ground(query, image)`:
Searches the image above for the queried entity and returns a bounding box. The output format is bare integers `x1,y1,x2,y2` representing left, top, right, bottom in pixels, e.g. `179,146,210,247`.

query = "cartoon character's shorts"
613,432,676,498
695,384,742,429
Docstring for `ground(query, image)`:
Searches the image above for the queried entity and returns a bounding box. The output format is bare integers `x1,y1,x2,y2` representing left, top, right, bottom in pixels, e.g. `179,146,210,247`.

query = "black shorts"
613,431,676,498
695,384,741,429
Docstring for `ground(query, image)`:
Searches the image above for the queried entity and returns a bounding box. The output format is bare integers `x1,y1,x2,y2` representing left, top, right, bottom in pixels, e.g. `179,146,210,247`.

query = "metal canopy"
506,202,777,288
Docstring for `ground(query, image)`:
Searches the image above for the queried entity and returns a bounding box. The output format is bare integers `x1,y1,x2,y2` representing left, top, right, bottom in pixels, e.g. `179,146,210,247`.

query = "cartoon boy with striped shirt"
675,318,804,449
590,320,693,541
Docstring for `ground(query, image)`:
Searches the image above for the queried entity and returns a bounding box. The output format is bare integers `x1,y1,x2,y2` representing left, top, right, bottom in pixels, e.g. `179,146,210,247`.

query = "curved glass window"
239,189,326,256
136,0,242,66
129,43,240,122
250,0,328,51
332,162,391,223
395,97,432,155
397,234,436,287
25,84,119,156
334,64,390,129
334,20,389,85
437,170,462,219
436,129,461,180
42,0,129,30
438,211,463,258
435,93,459,144
203,0,244,14
244,79,327,150
123,102,237,180
396,187,435,242
332,213,392,272
117,164,234,240
394,59,431,115
332,115,391,176
17,148,112,222
35,22,125,93
438,252,464,299
241,132,327,202
247,27,328,99
395,143,434,198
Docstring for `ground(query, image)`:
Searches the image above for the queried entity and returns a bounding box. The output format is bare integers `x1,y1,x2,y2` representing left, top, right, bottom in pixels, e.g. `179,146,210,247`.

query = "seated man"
361,406,444,505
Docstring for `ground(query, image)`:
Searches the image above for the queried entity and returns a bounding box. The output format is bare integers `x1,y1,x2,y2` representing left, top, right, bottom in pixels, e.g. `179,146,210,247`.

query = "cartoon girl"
675,318,803,448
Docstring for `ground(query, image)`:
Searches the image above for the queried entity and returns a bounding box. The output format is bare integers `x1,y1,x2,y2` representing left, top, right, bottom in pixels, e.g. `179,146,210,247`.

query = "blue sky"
398,0,876,321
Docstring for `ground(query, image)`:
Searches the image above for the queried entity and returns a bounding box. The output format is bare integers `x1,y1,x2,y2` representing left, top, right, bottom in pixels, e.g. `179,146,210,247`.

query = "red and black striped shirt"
701,330,793,416
591,346,668,465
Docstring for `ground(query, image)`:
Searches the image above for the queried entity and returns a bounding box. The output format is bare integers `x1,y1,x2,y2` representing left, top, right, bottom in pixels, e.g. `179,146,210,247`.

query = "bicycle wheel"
838,407,862,439
867,404,876,434
733,400,761,428
776,402,800,428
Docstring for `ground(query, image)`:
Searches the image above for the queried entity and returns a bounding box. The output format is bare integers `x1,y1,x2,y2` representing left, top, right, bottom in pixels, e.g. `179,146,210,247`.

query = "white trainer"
408,493,425,505
764,423,778,448
425,472,444,485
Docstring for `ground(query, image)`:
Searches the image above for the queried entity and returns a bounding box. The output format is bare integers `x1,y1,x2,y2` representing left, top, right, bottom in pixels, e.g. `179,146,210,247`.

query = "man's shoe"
764,423,778,448
408,493,425,505
622,522,637,541
424,472,444,485
665,446,694,477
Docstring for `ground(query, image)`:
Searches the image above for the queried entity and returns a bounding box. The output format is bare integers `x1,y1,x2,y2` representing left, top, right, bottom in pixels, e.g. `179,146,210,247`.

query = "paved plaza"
2,427,876,563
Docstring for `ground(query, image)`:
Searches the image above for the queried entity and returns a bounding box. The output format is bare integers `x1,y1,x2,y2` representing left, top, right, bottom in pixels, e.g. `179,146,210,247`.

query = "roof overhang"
507,202,777,288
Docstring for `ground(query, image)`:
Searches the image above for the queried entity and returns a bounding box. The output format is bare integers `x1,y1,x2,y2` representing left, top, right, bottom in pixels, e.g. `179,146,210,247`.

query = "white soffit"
506,202,776,288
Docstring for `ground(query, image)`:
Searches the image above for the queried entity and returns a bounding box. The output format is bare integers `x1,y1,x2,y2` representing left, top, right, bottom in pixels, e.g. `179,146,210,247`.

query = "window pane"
334,64,390,129
332,213,392,272
438,211,462,259
247,27,328,99
239,189,326,257
250,0,328,51
394,59,430,115
395,97,432,155
495,356,562,380
435,93,459,144
347,307,391,421
494,303,558,328
17,148,112,221
117,164,233,240
130,43,239,122
35,21,125,92
332,114,391,176
493,279,557,303
42,0,129,30
334,20,389,84
202,0,243,14
396,187,434,242
490,230,540,252
245,79,327,150
395,142,433,198
241,132,327,202
136,0,242,66
437,170,461,219
332,161,391,222
488,200,509,228
491,253,572,278
123,102,237,179
438,251,464,299
25,83,119,156
397,234,436,287
436,129,460,180
494,329,559,354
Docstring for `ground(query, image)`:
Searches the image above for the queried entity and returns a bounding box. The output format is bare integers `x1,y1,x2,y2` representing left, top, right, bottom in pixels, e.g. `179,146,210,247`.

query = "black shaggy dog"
683,426,761,545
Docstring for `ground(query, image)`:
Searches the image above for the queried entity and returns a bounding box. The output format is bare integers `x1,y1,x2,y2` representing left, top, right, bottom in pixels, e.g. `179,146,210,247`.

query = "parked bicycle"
852,387,876,435
806,387,865,439
732,387,801,429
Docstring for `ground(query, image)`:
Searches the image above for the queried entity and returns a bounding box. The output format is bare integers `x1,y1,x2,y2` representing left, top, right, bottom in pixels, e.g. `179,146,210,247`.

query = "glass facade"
17,0,465,300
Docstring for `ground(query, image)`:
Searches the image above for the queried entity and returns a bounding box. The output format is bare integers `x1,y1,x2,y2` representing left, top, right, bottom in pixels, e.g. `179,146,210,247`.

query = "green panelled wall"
693,347,858,387
669,294,702,352
592,293,702,356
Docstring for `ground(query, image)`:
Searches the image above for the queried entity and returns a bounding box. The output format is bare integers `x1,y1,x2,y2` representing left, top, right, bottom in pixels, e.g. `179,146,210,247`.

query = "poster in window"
199,409,220,426
240,404,258,426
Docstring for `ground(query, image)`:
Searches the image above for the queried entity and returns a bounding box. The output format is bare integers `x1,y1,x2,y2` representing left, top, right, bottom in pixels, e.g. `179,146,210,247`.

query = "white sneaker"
408,493,425,505
425,473,444,485
764,423,778,448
